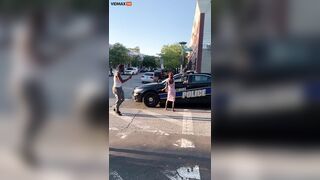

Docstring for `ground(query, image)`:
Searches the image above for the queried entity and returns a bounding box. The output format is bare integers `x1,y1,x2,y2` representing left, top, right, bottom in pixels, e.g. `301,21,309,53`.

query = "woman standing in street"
162,72,176,111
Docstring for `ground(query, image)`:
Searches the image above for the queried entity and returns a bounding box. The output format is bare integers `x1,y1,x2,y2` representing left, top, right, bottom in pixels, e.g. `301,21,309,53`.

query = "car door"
183,74,211,104
173,75,187,101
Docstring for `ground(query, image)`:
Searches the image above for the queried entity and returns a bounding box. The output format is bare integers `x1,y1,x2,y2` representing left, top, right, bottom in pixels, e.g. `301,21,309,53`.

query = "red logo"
126,1,133,6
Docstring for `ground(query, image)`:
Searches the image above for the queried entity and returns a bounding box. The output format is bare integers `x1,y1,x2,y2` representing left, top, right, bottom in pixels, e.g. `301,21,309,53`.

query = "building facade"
188,0,211,73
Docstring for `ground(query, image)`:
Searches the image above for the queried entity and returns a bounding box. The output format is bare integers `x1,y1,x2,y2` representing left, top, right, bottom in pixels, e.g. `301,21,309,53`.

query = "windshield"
161,75,186,84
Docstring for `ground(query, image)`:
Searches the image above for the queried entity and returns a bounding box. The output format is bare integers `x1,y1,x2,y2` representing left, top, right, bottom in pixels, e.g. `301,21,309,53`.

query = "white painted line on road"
163,165,201,180
177,165,201,179
182,109,194,135
110,171,124,180
173,138,195,148
173,109,196,148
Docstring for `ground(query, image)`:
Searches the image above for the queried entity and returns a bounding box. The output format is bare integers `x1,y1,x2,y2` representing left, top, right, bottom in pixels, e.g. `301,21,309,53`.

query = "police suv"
132,73,211,107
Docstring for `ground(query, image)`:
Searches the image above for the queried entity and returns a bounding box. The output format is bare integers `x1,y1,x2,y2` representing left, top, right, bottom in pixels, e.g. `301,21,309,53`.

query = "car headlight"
134,88,143,93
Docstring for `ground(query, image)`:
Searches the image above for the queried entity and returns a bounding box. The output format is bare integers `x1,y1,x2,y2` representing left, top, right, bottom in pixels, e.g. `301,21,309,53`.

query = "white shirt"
10,21,43,89
113,71,122,87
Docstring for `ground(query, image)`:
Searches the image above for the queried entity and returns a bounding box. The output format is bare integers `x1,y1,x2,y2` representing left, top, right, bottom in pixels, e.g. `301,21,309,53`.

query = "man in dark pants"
11,9,71,166
112,64,132,116
11,10,48,166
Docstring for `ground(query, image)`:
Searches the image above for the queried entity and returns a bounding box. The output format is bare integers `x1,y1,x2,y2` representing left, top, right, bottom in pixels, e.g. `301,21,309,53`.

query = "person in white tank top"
112,64,132,116
113,71,122,87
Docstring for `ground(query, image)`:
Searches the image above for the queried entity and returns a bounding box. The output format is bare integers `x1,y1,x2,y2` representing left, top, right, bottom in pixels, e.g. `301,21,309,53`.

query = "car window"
145,73,154,76
174,75,182,82
174,75,188,83
190,75,211,83
174,78,182,83
173,74,180,79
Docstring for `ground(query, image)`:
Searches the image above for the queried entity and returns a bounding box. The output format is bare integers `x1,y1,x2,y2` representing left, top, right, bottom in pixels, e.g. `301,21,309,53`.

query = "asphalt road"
109,98,211,180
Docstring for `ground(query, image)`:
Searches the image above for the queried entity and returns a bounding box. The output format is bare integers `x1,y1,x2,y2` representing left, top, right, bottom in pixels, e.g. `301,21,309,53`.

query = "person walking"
10,10,50,166
113,64,132,116
162,72,176,111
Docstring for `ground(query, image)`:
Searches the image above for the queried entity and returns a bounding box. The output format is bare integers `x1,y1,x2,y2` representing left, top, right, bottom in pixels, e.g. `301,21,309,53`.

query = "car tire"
143,92,159,107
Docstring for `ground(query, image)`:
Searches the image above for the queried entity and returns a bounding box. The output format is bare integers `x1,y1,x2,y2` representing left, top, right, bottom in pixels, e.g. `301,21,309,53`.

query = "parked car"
132,67,139,74
133,73,212,107
141,72,155,83
124,67,139,75
140,68,147,73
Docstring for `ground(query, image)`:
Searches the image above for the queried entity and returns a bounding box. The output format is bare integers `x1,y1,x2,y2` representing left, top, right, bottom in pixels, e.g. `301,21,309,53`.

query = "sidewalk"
108,99,212,180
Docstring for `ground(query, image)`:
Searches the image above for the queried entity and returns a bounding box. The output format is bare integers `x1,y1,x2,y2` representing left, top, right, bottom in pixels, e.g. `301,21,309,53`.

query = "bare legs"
164,100,175,111
172,101,175,112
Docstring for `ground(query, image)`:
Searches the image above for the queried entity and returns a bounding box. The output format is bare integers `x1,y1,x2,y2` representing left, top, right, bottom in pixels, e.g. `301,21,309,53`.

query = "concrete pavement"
109,98,211,179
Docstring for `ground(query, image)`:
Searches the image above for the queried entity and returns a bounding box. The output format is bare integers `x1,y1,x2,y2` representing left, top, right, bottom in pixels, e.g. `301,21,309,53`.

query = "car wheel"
143,92,159,107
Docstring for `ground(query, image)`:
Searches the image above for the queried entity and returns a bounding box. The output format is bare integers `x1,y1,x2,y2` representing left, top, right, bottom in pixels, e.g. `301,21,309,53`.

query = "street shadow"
110,147,210,162
109,147,210,180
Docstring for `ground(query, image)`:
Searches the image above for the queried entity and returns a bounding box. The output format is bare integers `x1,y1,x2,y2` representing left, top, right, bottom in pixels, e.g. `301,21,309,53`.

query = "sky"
109,0,196,56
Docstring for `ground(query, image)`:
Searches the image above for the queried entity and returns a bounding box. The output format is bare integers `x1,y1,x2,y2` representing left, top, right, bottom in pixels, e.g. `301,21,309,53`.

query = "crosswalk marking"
109,108,212,137
182,109,194,135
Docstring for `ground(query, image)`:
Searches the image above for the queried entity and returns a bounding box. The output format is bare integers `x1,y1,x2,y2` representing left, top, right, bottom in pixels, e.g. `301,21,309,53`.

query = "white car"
132,67,139,74
124,67,138,75
141,72,155,83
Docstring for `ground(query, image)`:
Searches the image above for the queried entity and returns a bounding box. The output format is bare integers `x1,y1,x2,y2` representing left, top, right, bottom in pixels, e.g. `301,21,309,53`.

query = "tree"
129,46,140,53
109,43,131,68
142,55,158,69
160,44,182,70
131,55,142,67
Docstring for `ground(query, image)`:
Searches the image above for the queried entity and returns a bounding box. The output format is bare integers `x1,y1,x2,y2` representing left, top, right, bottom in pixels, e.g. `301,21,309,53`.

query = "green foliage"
160,44,182,70
142,55,158,69
109,43,131,68
131,55,142,67
129,46,140,53
155,57,161,67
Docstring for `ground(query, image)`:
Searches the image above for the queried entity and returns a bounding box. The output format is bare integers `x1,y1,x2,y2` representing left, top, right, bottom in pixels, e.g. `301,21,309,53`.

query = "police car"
132,73,211,107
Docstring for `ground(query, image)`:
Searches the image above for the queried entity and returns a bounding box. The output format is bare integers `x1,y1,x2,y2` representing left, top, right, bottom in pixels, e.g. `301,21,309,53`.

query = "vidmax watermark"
111,1,133,6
